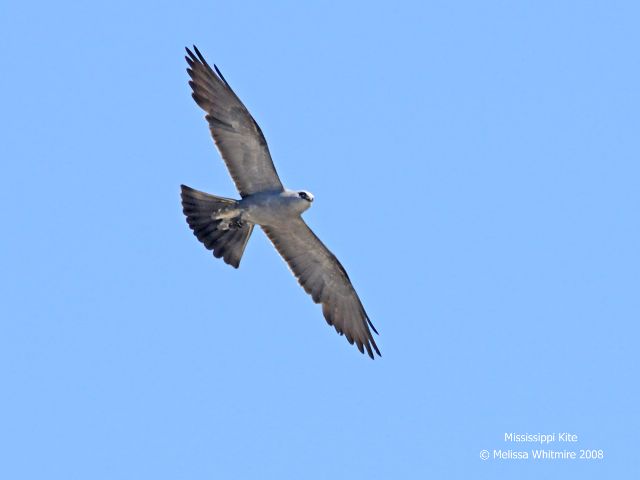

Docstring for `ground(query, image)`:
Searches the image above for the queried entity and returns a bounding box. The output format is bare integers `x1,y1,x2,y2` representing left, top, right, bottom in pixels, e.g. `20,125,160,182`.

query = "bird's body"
180,46,381,358
239,189,313,226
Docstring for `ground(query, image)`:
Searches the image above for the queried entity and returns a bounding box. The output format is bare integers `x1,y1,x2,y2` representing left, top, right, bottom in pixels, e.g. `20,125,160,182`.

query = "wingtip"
214,64,230,86
185,46,197,62
366,313,379,335
369,330,381,357
193,45,208,66
366,348,381,360
185,45,207,67
183,46,234,92
370,323,379,335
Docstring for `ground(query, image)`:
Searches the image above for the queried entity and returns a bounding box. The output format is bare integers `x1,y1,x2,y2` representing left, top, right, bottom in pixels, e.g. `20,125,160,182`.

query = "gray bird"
180,46,380,358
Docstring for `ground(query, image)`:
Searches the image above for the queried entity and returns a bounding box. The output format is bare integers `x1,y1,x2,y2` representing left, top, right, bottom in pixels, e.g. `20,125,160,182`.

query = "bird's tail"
180,184,254,268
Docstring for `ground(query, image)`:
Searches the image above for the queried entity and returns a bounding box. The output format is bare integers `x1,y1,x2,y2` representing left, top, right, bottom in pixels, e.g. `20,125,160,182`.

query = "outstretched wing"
186,46,284,197
262,218,381,359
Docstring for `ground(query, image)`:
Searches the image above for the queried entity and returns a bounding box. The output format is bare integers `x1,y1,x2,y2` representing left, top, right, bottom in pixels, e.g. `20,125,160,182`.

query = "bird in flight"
180,46,380,358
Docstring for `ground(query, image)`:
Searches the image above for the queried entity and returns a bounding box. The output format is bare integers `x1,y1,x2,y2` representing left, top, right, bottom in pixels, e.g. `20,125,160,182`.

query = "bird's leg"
213,206,243,230
218,217,244,230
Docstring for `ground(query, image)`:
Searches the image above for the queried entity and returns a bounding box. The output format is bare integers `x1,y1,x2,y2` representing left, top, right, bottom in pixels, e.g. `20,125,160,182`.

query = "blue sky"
1,1,639,478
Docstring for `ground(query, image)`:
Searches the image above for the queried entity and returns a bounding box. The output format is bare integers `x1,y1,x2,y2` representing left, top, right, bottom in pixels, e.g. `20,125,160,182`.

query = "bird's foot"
217,217,244,230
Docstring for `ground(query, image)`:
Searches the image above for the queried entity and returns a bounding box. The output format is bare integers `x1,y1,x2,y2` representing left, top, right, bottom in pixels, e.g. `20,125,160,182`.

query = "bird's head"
290,190,314,214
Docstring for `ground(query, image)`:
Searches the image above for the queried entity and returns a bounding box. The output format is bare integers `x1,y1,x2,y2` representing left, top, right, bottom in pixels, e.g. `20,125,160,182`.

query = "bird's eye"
298,192,308,200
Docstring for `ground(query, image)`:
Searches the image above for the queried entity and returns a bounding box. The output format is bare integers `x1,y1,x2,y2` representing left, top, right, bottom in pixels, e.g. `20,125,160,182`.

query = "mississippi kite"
180,46,380,358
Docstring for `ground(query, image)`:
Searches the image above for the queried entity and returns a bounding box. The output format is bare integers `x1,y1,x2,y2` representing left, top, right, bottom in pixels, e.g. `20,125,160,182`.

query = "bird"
180,46,380,358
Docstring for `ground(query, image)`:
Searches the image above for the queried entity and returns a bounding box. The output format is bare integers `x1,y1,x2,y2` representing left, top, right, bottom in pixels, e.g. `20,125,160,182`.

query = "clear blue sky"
1,1,638,478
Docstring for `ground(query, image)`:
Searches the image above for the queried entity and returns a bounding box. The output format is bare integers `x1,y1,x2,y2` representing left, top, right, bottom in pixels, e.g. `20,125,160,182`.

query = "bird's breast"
240,195,297,227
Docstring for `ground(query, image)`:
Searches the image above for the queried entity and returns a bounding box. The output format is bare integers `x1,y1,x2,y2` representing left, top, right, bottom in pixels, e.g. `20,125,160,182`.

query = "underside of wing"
262,218,380,359
186,46,284,197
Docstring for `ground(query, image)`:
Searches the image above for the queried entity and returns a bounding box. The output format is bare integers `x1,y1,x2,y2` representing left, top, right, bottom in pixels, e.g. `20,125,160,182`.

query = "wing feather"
185,46,284,197
262,218,380,359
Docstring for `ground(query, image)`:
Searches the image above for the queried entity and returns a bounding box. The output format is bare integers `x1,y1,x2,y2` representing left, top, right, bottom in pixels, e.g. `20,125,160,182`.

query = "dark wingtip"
185,45,208,69
366,314,379,335
213,64,231,87
188,45,227,85
193,45,208,66
185,47,197,63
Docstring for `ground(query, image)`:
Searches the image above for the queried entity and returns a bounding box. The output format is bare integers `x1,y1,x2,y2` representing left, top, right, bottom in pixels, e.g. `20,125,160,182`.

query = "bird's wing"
262,218,380,358
186,46,284,197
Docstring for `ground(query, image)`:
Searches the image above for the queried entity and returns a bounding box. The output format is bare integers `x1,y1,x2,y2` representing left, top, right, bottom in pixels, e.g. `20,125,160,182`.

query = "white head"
286,189,314,214
297,190,314,203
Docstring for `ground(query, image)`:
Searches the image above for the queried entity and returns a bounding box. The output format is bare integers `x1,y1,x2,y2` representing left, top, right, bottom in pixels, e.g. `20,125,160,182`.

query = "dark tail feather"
180,185,253,268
